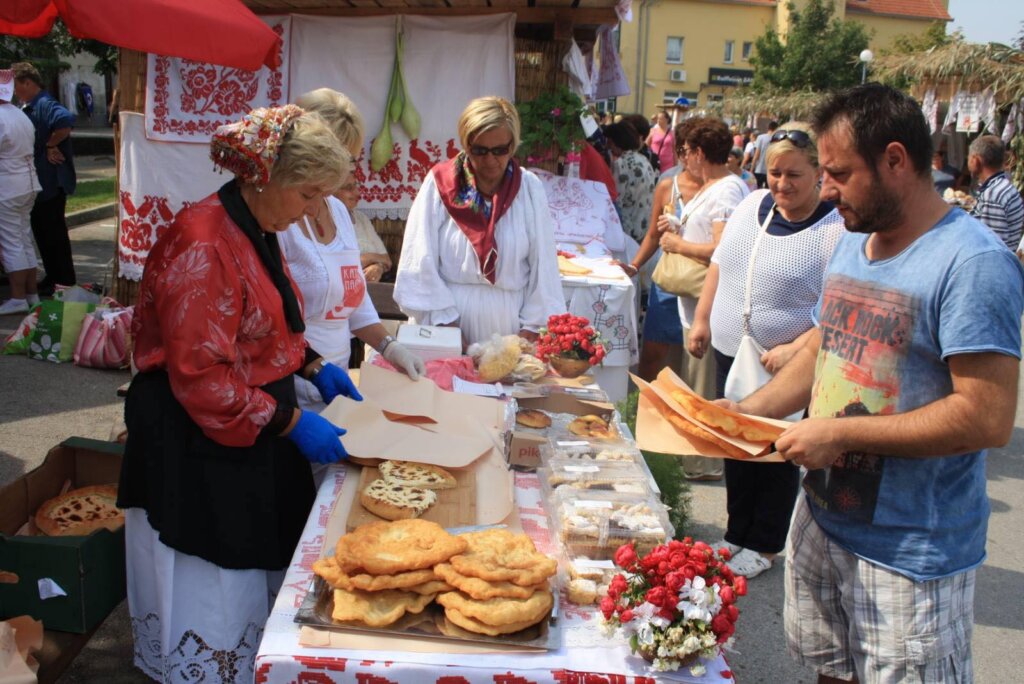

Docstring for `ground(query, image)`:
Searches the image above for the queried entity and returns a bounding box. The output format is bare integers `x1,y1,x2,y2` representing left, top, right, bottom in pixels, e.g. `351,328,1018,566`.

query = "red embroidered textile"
431,153,522,284
132,192,306,447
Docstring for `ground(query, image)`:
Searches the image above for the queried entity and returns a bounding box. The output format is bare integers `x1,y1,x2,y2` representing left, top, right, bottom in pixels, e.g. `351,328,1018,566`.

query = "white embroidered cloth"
533,169,626,254
145,16,290,143
288,14,515,221
118,113,224,280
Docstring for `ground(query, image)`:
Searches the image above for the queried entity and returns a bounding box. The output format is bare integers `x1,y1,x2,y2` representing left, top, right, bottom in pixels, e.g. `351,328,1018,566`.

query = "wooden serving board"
345,465,477,532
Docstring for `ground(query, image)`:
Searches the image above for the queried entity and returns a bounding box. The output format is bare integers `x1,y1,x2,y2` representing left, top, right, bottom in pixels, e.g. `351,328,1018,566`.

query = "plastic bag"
469,334,522,383
2,306,41,355
73,305,134,369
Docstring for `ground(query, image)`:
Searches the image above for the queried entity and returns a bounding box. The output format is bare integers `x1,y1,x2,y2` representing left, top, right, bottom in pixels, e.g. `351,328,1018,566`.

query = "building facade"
618,0,951,114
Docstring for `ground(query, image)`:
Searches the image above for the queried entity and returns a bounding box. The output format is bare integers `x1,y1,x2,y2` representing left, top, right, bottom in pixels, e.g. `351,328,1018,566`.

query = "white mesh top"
710,189,845,357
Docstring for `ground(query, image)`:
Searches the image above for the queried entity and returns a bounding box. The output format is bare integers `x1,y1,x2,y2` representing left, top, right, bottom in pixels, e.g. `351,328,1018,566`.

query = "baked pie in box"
552,489,672,559
35,484,124,536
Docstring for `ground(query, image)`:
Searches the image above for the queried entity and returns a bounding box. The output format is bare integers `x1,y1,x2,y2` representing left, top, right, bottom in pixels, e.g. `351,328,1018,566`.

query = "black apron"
118,371,314,571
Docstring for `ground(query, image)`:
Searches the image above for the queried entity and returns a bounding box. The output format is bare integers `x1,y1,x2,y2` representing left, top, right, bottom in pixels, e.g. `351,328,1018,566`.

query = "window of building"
742,41,753,61
663,90,682,104
724,40,735,64
667,37,684,64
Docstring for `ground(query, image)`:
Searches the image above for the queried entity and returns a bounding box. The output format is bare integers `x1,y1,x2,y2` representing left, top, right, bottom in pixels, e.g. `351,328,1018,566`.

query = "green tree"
749,0,871,92
888,21,953,54
0,21,117,88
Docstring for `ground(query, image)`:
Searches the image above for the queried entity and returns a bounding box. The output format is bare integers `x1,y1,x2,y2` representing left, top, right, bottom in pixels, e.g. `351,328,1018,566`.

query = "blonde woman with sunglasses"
395,96,563,347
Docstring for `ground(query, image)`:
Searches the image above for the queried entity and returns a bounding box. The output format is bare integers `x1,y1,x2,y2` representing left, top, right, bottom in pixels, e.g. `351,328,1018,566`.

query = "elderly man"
722,84,1023,683
968,134,1024,252
12,62,77,295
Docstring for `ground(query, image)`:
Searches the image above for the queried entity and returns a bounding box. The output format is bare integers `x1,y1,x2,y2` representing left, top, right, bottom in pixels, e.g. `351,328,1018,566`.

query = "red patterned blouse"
132,192,307,447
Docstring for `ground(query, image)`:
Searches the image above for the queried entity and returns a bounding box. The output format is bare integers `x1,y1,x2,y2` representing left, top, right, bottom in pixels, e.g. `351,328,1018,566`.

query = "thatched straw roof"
871,41,1024,103
720,89,828,120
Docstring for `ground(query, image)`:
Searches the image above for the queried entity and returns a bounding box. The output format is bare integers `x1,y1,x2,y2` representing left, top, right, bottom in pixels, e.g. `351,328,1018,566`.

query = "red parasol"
0,0,281,70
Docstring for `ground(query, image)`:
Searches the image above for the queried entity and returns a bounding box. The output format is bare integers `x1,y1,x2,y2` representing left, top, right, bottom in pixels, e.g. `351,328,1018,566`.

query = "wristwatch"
306,357,326,380
378,335,397,355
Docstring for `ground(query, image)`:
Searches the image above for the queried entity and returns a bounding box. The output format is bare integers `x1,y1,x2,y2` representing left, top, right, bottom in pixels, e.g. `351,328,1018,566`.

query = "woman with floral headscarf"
118,105,359,682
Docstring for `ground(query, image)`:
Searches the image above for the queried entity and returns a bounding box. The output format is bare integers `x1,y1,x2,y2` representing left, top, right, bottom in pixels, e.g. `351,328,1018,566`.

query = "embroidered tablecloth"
254,467,734,684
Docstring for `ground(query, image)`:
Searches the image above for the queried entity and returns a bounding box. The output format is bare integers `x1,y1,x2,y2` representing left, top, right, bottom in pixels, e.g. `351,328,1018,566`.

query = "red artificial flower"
608,574,628,598
717,547,733,561
665,571,685,593
734,575,748,596
727,604,740,622
719,586,735,606
599,596,616,620
614,543,638,570
711,614,732,637
619,608,634,622
645,586,668,608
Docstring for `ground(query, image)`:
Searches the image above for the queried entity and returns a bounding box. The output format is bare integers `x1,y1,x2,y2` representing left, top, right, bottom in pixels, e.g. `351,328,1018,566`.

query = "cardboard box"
0,438,126,633
396,324,462,363
507,392,616,470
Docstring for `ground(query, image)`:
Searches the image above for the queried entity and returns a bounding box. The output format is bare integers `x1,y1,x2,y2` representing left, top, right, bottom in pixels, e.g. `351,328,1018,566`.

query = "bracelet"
306,357,326,380
625,263,639,275
378,334,397,356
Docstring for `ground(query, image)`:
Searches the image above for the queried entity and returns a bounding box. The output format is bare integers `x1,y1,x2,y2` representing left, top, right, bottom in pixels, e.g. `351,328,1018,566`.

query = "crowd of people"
3,56,1024,682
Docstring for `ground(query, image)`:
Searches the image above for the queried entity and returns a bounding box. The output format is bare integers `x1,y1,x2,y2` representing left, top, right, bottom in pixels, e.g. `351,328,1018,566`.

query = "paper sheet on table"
632,371,787,462
321,396,493,468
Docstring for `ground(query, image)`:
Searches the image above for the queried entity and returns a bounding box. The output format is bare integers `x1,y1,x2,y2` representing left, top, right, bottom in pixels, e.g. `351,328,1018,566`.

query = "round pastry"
516,409,552,429
35,484,124,536
567,415,613,439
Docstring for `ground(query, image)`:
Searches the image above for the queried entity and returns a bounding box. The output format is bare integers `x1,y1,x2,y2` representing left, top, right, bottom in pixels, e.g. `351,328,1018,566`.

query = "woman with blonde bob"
119,105,361,682
395,96,563,346
279,88,424,415
687,121,845,579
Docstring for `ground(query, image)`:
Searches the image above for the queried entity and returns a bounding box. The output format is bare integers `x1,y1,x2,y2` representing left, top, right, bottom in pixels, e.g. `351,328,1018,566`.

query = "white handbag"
723,205,804,422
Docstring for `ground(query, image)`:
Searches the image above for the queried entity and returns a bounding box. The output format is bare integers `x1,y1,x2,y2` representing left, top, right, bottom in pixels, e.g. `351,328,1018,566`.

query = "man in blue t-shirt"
722,85,1023,683
13,62,77,294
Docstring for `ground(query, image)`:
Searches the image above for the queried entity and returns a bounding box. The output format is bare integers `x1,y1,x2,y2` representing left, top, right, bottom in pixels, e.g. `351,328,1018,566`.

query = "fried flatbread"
558,254,592,276
567,414,614,439
436,589,553,627
336,519,467,575
435,563,547,600
331,587,435,627
447,529,557,586
442,607,544,636
406,580,455,595
664,412,751,459
378,460,457,490
669,390,782,444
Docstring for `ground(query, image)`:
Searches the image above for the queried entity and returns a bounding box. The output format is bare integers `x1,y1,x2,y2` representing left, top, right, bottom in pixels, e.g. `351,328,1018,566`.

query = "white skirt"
125,508,283,682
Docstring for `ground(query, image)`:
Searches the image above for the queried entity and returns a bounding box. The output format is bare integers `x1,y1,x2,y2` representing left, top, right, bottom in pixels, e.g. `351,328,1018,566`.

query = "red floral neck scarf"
432,151,522,284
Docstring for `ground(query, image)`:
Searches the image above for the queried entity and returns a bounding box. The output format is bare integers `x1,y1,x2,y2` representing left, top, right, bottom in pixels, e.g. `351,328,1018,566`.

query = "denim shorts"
642,282,683,344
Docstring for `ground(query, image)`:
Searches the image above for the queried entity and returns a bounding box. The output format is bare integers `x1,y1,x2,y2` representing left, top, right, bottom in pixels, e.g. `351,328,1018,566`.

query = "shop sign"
708,68,754,87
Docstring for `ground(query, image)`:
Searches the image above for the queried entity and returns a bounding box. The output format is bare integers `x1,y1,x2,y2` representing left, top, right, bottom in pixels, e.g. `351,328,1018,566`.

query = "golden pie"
567,415,614,439
35,484,123,536
515,409,552,429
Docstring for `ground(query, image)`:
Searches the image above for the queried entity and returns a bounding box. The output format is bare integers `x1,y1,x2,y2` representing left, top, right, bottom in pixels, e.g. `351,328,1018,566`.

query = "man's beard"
839,176,903,234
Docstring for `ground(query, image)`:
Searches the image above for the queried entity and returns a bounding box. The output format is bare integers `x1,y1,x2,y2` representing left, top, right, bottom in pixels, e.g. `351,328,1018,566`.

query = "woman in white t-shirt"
278,89,424,412
0,73,42,315
688,122,844,579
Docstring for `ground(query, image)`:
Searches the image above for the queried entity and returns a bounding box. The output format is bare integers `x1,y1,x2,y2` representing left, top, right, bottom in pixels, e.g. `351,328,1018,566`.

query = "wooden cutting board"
345,465,477,532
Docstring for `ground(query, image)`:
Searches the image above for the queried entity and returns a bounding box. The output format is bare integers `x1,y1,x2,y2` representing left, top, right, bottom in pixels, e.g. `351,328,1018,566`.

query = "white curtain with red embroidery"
118,112,224,280
144,15,291,142
287,14,515,220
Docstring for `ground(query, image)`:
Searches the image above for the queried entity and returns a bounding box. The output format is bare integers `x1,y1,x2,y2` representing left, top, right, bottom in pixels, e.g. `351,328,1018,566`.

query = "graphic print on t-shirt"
805,274,916,522
326,265,365,320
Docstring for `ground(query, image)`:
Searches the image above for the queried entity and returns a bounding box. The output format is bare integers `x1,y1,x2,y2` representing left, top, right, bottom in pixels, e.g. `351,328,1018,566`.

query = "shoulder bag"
723,204,804,422
651,180,713,298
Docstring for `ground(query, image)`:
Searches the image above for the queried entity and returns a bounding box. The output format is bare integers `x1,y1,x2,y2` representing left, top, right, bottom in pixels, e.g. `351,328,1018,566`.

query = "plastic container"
540,458,651,497
396,324,462,363
550,489,673,560
542,437,643,464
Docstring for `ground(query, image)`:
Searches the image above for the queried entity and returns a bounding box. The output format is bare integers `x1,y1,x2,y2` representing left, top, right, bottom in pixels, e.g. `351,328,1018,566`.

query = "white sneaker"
726,548,773,579
26,294,40,306
712,539,743,556
0,298,29,315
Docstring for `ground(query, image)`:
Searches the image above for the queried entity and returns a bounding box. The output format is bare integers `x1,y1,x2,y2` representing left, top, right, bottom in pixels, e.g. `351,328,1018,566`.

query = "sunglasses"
770,129,812,148
469,142,514,157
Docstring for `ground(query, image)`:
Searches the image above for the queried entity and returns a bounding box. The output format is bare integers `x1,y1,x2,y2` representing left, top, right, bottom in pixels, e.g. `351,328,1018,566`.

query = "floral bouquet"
535,313,607,377
600,540,746,675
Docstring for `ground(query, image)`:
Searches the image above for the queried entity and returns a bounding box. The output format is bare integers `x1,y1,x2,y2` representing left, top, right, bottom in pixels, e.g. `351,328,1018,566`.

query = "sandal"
711,539,743,556
726,548,773,578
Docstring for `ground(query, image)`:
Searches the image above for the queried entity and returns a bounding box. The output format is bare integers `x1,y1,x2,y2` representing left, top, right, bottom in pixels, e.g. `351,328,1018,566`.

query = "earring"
256,186,264,193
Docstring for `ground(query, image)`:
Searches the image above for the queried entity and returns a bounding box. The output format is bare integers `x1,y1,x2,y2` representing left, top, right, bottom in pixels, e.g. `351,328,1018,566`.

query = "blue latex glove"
286,410,349,464
311,361,363,404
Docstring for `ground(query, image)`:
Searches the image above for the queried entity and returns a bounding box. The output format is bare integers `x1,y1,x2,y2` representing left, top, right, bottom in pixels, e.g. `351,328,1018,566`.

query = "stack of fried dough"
312,520,557,637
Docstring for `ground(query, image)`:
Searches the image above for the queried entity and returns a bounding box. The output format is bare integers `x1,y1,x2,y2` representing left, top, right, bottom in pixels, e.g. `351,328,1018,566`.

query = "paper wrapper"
0,616,42,684
321,364,506,468
632,368,792,462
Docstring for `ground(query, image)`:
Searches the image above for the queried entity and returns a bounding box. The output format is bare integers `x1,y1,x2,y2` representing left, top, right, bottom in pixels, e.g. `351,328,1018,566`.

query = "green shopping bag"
29,300,97,363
